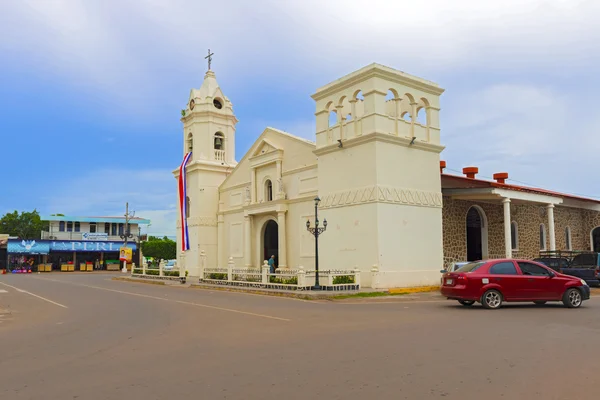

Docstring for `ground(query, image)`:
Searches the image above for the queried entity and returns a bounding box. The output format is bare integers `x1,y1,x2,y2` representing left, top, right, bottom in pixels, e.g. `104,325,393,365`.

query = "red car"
441,259,590,309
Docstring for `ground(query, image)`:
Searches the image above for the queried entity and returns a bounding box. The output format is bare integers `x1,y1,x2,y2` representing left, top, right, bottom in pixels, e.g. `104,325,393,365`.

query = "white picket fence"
131,254,360,291
200,258,360,291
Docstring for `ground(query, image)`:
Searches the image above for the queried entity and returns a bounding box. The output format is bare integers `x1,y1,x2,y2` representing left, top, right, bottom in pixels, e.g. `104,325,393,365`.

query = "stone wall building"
442,169,600,268
174,62,600,288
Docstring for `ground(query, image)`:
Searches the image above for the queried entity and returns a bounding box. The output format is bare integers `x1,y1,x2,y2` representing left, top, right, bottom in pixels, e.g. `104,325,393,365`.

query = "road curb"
389,285,440,294
112,277,166,286
110,276,449,302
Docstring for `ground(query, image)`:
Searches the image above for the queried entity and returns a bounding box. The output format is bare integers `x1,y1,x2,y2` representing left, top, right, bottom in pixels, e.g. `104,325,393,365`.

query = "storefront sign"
82,232,108,241
7,240,136,253
7,240,50,255
119,247,133,262
50,241,137,252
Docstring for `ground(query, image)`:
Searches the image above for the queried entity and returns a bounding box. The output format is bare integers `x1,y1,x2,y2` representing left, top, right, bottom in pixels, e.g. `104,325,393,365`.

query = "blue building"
5,215,150,272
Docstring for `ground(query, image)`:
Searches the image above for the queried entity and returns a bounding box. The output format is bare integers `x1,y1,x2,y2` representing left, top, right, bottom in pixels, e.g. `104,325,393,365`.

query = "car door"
487,261,524,300
516,262,561,300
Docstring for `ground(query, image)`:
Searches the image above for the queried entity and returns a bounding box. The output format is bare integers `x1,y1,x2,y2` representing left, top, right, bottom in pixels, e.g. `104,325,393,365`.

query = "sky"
1,0,599,237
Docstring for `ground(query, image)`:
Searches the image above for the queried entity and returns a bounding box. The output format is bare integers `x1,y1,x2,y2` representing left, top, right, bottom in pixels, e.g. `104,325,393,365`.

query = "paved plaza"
1,274,599,400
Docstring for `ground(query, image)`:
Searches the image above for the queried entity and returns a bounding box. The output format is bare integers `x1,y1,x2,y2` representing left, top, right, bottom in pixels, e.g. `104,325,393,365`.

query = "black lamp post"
306,196,327,290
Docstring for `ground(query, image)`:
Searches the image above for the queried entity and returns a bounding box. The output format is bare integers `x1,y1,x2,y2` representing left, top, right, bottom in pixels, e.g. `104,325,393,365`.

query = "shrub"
208,273,227,280
333,275,355,285
146,269,159,276
269,275,298,285
163,270,179,277
133,269,143,274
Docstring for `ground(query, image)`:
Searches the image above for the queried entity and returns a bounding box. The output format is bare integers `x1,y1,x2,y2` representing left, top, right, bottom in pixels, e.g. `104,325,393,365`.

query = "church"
174,62,600,289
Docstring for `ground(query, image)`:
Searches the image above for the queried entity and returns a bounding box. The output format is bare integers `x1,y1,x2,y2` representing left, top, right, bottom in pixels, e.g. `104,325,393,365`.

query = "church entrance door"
263,220,279,267
466,206,487,262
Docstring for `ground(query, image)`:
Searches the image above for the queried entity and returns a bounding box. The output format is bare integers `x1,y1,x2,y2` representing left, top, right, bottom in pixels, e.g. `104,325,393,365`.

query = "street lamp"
306,196,327,290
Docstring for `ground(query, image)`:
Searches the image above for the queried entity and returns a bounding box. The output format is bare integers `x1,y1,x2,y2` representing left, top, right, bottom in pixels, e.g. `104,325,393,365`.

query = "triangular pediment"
251,138,282,157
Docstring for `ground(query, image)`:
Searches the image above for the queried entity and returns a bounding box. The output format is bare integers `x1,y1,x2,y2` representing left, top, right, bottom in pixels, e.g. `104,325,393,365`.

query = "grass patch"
331,291,410,300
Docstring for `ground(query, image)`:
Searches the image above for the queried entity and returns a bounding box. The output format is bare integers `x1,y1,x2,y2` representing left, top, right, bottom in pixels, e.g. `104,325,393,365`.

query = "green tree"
141,236,176,268
0,210,47,239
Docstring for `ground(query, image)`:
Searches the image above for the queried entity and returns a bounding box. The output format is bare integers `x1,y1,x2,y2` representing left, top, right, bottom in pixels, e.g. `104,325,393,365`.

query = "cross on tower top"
205,49,214,70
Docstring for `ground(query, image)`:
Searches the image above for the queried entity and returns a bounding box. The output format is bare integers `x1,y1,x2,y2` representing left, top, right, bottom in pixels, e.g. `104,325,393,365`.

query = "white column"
410,102,417,139
217,216,225,267
250,168,256,203
503,198,512,259
244,215,252,267
277,211,287,268
276,160,282,182
394,98,400,136
547,204,556,251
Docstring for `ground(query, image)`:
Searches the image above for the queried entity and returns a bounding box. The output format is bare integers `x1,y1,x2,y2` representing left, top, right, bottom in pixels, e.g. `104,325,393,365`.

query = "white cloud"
37,168,177,236
2,0,599,107
441,83,600,198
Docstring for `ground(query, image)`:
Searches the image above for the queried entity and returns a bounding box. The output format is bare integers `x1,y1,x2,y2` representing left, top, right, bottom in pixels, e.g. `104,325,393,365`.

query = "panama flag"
178,152,192,251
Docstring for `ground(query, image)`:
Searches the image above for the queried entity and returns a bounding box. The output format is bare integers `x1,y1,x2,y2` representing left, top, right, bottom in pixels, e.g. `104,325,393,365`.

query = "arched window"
186,196,190,219
214,132,224,150
187,132,193,153
265,180,273,201
540,224,546,250
511,221,518,250
565,227,572,250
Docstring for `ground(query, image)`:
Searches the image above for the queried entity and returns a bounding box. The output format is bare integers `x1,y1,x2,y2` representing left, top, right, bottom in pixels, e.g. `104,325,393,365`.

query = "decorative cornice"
177,217,218,228
320,185,443,209
314,131,445,156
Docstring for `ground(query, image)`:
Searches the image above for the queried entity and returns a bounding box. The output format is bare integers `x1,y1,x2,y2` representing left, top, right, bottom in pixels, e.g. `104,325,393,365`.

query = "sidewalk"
113,276,442,301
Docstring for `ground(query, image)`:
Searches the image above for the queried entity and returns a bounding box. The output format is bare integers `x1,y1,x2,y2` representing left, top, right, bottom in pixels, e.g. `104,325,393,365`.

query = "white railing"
195,257,360,291
214,150,225,161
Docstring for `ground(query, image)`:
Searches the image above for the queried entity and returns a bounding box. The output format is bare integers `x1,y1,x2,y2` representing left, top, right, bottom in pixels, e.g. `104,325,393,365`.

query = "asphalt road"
1,274,599,400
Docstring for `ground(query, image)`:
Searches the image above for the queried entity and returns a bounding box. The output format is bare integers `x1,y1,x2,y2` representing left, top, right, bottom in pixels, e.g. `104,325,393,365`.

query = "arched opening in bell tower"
187,133,193,154
214,132,225,161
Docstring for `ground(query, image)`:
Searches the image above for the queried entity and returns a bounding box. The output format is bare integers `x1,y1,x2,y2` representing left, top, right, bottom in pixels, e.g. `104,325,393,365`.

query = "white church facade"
175,63,600,289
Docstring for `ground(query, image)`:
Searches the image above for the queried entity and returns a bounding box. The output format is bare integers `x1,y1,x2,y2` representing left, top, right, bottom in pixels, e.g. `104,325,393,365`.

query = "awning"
7,240,50,255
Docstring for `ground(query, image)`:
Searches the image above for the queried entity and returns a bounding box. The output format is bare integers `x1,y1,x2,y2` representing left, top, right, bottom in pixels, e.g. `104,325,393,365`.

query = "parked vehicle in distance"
533,257,570,272
559,252,600,287
441,259,590,309
440,261,470,285
164,260,177,270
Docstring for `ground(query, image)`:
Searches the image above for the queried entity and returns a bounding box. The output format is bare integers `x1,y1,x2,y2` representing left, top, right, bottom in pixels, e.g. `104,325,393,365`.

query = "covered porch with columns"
443,186,563,261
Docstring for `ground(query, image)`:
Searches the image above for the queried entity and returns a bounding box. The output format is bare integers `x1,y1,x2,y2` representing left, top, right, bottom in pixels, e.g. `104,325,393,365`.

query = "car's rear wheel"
458,300,475,306
562,288,582,308
481,290,503,309
533,301,547,305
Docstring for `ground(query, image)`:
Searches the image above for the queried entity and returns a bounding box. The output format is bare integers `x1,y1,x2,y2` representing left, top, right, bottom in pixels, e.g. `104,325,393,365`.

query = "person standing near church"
268,255,276,273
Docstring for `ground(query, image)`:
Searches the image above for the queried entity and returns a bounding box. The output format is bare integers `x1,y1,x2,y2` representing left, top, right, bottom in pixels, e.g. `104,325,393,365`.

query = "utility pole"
120,202,134,273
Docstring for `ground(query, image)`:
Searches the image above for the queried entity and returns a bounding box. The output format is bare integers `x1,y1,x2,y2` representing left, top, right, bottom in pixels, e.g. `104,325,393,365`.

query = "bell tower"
312,63,445,288
174,64,238,277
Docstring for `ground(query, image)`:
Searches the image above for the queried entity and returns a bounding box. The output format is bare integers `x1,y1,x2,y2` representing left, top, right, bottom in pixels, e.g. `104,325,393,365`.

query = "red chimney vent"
440,160,446,173
462,166,479,179
493,172,509,184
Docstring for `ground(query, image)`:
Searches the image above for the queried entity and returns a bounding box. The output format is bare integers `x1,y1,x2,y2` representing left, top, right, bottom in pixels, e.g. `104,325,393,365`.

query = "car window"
518,262,550,276
489,262,517,275
455,262,485,273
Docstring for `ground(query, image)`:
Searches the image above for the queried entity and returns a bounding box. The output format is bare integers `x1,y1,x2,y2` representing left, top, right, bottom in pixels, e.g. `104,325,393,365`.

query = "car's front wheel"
458,300,475,306
562,288,583,308
481,289,503,309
